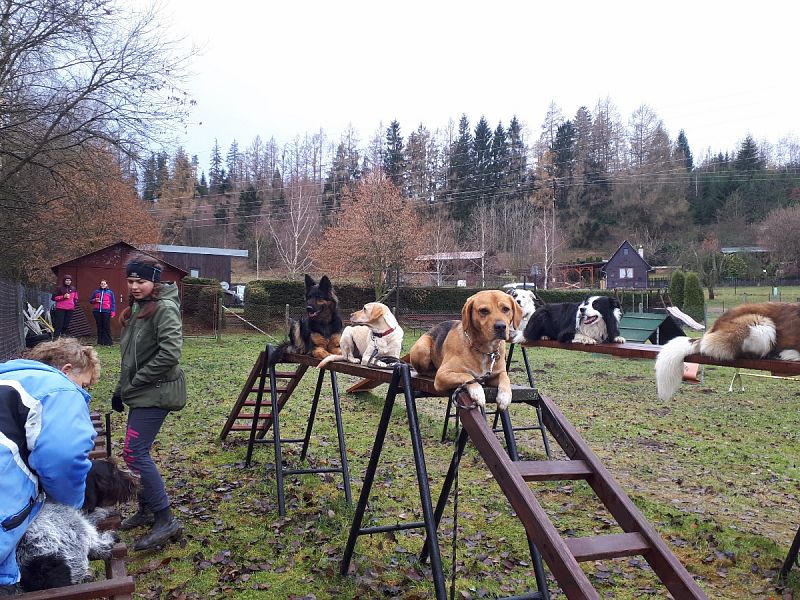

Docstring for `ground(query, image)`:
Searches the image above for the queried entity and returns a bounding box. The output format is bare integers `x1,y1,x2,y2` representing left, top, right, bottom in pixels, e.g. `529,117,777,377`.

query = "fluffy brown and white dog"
409,290,522,411
655,302,800,400
317,302,404,369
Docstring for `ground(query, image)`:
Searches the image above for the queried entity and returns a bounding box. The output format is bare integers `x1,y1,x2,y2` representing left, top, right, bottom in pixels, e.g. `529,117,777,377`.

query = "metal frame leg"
300,369,326,461
779,523,800,582
442,395,454,442
329,371,352,506
270,357,287,516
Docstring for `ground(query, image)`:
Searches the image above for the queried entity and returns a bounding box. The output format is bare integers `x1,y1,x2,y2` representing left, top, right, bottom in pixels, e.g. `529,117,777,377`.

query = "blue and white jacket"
0,359,95,584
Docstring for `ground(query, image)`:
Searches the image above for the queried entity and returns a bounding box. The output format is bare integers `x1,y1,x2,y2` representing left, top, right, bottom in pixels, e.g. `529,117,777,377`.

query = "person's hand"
64,292,70,299
111,394,124,413
111,311,116,318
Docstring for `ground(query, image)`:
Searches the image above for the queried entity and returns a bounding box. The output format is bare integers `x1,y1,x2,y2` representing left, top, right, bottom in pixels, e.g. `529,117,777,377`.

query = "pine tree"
682,272,705,322
226,140,241,190
141,153,157,201
196,172,209,197
490,122,509,199
384,120,405,189
236,184,262,243
675,130,693,171
551,120,575,210
472,116,493,203
507,116,528,202
209,139,223,194
735,135,763,172
447,114,474,220
669,270,685,309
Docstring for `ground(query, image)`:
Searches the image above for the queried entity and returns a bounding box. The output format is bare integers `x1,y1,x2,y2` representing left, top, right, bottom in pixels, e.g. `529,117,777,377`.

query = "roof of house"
600,240,654,273
51,241,189,276
416,251,485,261
720,246,770,254
146,244,249,257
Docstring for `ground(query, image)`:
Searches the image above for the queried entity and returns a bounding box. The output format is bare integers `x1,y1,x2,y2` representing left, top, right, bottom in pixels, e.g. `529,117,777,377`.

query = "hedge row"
243,279,627,314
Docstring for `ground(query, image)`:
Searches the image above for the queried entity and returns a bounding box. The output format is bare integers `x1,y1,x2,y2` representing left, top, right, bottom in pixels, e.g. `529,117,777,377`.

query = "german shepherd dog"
269,275,344,366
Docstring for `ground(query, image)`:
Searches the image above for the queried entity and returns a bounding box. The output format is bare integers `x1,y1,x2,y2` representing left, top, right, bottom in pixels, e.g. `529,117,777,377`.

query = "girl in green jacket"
112,255,186,551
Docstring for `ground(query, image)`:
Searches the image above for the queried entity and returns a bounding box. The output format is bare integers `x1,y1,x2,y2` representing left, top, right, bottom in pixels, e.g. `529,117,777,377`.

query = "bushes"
244,280,270,328
181,277,222,327
669,270,685,309
682,272,705,323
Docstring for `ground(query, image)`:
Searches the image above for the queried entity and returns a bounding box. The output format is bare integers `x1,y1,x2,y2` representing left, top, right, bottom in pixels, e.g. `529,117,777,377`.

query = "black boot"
120,498,154,530
132,507,182,552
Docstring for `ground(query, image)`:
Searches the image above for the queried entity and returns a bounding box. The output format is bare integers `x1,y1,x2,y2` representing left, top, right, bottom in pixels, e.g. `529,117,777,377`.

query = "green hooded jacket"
114,282,186,411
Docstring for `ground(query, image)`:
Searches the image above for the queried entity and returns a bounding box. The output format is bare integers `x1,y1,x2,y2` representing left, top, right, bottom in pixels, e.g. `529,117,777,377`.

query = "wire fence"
0,278,52,361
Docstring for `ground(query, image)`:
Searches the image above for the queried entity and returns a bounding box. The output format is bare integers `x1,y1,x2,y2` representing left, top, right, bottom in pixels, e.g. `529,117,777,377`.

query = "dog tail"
655,336,700,401
267,339,291,369
317,354,346,369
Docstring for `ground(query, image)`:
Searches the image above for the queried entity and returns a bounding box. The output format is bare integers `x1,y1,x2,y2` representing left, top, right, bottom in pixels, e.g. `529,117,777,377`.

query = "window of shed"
190,269,199,277
619,268,633,279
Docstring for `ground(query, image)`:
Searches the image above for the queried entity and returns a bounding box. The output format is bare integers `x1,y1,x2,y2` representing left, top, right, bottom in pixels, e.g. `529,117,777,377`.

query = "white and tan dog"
506,288,542,334
317,302,403,369
655,302,800,400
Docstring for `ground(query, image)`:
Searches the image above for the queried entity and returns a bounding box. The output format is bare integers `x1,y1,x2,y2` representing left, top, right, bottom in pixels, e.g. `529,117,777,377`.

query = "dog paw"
540,335,551,341
614,336,626,344
467,383,486,408
573,335,596,345
496,388,512,412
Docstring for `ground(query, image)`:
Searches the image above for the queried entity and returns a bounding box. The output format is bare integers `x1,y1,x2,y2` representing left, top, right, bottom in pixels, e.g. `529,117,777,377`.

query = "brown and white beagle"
409,290,522,411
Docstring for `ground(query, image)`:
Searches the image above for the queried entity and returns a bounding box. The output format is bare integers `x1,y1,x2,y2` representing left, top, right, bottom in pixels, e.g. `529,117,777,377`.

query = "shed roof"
146,244,249,257
51,241,189,276
720,246,770,254
416,251,485,261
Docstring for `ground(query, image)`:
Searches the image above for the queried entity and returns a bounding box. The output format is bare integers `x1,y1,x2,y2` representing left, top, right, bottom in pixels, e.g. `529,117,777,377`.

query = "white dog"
318,302,404,369
506,288,541,334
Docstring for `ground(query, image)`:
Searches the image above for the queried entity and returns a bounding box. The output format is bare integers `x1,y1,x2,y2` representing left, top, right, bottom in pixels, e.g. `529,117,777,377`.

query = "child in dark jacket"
51,275,78,339
89,280,116,346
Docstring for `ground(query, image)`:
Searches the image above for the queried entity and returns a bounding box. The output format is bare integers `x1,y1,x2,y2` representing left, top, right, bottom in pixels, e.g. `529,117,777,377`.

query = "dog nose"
494,322,507,336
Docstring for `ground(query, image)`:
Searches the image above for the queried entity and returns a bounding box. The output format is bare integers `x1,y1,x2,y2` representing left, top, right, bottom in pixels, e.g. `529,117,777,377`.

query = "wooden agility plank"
458,396,708,600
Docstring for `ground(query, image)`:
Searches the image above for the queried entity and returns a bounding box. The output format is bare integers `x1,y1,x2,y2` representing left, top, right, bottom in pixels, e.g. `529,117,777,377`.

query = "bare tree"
0,0,195,275
312,171,427,299
759,205,800,265
268,178,319,279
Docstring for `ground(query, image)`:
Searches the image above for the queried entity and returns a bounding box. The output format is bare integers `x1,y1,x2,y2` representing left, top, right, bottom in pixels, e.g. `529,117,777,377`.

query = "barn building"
146,245,248,284
51,241,188,338
601,240,653,289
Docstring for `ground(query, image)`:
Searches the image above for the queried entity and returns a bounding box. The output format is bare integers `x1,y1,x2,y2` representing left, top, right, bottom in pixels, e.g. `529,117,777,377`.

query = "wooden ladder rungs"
273,371,299,378
242,400,273,407
229,424,269,431
566,532,651,562
516,460,593,481
249,387,289,394
236,413,273,420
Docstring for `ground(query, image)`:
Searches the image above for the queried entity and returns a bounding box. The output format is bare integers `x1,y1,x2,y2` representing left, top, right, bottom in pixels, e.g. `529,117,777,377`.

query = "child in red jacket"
89,279,116,346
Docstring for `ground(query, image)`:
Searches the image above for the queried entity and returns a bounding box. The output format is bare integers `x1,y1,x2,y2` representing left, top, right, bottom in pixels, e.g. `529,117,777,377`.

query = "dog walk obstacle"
224,348,708,598
523,338,800,586
220,347,352,517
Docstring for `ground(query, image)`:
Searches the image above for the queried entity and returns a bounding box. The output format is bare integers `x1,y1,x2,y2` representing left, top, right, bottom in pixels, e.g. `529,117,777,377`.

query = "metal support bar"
779,523,800,582
340,363,447,600
301,369,326,460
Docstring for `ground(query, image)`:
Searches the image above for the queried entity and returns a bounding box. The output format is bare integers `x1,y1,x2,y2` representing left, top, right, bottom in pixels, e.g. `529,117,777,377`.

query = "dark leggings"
93,311,113,345
52,309,73,339
123,407,170,513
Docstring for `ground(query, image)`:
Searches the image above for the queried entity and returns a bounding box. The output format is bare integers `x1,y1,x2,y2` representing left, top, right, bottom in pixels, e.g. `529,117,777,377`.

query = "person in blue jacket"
89,279,116,346
0,338,99,595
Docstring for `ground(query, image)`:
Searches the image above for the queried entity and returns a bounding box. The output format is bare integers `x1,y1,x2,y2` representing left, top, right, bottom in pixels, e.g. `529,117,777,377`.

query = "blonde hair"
24,337,101,385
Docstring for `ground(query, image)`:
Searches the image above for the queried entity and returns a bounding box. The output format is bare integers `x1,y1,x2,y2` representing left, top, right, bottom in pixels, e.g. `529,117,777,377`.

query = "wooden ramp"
219,350,309,440
457,393,708,600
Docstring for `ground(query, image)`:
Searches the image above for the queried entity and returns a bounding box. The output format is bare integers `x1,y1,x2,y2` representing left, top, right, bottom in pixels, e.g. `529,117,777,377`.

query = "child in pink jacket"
51,274,78,339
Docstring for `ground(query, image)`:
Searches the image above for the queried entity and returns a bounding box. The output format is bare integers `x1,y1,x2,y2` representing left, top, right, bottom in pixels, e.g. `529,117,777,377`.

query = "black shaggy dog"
510,295,626,345
270,275,344,366
17,459,138,592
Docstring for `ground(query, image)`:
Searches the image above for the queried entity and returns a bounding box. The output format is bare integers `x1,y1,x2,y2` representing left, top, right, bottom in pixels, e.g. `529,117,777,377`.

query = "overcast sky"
161,0,799,167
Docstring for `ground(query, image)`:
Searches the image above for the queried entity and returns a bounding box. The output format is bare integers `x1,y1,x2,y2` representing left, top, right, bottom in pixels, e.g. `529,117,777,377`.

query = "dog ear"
319,275,331,292
461,295,476,334
510,298,523,329
304,274,315,290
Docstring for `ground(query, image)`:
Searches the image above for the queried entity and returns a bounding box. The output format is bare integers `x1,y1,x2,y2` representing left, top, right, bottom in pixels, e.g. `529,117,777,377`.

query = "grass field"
89,325,800,599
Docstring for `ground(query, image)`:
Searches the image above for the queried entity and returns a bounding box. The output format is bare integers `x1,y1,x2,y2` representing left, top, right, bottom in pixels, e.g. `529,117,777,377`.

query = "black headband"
126,261,161,283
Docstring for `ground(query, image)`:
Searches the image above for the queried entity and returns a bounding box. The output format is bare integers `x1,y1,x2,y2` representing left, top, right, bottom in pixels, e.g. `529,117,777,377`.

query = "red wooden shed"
50,241,188,339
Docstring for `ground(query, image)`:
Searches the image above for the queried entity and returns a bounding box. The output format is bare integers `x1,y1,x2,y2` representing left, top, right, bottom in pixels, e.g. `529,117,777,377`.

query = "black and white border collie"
511,295,625,345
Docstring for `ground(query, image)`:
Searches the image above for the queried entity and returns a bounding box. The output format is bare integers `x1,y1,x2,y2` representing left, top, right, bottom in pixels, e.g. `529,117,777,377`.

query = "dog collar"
463,331,501,362
372,327,395,338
